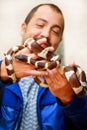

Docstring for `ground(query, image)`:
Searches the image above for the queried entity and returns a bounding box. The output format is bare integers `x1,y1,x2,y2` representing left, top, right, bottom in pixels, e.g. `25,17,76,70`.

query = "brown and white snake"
4,38,87,97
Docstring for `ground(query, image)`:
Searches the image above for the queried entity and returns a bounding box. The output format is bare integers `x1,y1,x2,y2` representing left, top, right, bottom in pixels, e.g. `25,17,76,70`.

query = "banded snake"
4,38,87,97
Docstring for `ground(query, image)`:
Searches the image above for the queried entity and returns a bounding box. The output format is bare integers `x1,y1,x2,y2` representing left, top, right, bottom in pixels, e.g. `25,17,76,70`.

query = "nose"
40,27,50,39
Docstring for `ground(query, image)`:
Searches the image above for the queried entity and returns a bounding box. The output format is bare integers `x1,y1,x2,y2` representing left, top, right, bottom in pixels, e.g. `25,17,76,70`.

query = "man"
0,3,87,130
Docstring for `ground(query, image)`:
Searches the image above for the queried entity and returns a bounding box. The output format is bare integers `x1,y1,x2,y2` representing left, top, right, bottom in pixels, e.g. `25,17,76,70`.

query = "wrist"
0,60,9,81
60,91,75,105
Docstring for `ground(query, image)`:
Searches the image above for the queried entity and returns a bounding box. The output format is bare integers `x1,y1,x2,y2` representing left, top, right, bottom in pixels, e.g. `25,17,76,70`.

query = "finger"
44,46,54,52
68,61,75,67
45,69,58,86
16,69,48,78
15,47,32,55
37,38,54,51
57,66,65,76
37,38,52,48
46,67,66,84
37,37,47,44
27,69,48,76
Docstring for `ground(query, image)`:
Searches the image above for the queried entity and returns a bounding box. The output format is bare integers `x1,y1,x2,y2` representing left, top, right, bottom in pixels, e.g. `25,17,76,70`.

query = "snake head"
15,55,28,62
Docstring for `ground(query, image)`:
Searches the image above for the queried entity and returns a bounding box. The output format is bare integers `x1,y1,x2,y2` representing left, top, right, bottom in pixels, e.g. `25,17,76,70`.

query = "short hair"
24,3,64,33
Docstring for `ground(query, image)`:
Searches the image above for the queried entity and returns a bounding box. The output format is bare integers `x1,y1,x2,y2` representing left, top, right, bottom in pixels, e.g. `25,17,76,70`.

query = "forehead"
32,5,63,29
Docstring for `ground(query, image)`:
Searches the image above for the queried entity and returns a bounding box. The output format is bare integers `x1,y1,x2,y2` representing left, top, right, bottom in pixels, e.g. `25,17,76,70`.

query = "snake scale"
4,38,87,97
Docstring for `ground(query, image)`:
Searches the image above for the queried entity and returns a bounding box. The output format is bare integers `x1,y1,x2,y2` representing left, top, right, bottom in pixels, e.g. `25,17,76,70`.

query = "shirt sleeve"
0,80,23,130
57,94,87,130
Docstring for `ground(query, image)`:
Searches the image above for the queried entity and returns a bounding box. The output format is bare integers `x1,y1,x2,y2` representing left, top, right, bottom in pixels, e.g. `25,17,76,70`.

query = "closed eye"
52,30,61,36
36,23,44,28
35,18,46,28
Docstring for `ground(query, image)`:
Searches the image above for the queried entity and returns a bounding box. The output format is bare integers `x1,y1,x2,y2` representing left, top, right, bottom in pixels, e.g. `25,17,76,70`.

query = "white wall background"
0,0,87,74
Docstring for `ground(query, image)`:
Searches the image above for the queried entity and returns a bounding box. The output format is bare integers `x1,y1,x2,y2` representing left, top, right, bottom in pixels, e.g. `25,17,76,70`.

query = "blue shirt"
0,79,87,130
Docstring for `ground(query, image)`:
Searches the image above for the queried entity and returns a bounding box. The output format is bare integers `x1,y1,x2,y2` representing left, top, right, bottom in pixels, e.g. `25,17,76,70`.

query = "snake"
4,38,87,97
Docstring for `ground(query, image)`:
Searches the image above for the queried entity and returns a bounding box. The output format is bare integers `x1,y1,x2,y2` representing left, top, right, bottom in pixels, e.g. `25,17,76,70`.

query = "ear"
20,22,27,36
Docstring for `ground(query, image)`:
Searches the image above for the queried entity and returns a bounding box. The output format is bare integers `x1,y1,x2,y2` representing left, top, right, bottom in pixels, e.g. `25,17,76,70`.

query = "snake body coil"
4,38,87,97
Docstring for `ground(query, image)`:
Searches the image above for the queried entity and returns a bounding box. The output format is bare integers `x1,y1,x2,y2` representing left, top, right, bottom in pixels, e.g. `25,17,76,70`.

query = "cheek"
30,31,40,39
51,38,59,50
54,37,62,49
26,26,41,38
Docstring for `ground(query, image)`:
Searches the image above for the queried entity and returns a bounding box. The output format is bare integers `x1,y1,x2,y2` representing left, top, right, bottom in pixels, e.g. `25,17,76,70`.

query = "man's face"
21,5,63,50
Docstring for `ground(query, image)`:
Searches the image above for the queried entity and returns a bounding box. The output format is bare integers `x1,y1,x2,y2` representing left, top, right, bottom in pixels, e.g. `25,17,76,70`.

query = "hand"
14,48,49,78
13,37,54,79
1,47,48,81
0,37,54,81
45,66,74,104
